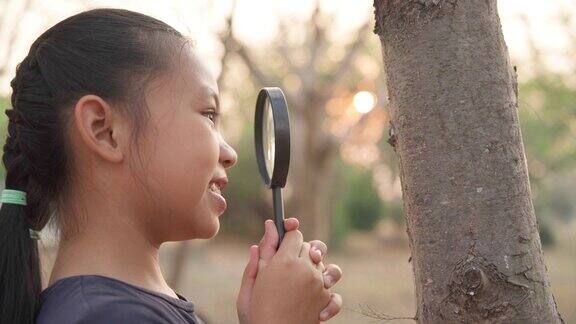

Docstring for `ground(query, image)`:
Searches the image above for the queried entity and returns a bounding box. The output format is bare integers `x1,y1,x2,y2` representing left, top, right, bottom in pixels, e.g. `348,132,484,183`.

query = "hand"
237,218,301,324
245,227,329,324
291,227,343,322
306,238,343,322
237,218,343,323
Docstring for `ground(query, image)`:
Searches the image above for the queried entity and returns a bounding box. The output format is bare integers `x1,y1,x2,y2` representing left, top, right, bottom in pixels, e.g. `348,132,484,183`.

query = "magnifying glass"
254,87,291,244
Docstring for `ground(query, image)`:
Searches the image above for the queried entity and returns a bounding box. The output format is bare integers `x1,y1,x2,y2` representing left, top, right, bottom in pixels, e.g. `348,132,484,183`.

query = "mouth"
208,181,222,195
208,176,228,194
207,176,228,213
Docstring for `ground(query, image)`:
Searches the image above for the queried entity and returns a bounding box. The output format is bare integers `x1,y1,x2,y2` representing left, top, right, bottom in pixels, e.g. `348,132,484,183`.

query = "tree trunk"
373,1,563,323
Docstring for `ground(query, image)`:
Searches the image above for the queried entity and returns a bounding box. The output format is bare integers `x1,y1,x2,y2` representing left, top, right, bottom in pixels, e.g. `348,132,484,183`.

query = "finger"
315,260,326,273
319,293,343,322
257,220,279,272
258,219,279,263
308,240,327,264
322,264,343,289
283,218,299,232
237,245,259,313
298,242,314,265
277,229,303,258
309,247,322,264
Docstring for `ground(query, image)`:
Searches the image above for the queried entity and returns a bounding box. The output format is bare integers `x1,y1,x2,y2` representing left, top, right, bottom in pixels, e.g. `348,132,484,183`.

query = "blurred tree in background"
216,1,384,243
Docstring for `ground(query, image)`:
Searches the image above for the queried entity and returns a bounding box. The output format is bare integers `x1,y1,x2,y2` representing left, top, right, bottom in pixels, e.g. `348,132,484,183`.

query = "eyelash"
202,110,219,123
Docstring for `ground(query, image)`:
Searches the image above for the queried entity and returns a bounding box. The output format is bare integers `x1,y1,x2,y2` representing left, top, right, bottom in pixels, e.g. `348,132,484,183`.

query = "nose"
219,137,237,169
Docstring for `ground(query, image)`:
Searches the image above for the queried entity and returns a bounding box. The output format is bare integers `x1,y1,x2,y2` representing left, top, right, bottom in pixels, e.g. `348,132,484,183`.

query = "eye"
202,110,219,124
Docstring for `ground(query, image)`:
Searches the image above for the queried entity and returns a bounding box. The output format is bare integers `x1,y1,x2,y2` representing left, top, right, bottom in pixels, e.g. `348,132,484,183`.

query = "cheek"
130,112,221,239
157,124,218,197
144,119,220,212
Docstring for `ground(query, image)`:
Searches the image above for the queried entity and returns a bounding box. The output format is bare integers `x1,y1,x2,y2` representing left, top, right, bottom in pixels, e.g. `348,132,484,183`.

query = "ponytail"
0,191,42,323
0,52,56,322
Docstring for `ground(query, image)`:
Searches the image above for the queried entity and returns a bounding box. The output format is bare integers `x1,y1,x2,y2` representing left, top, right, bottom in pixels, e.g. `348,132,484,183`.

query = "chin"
195,218,220,239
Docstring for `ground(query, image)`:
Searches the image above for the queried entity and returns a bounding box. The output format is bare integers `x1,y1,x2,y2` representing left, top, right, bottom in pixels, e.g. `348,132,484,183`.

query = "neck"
48,186,177,298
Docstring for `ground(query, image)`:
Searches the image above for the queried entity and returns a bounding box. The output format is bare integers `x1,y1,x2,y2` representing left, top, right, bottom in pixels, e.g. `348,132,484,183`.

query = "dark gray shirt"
36,275,205,323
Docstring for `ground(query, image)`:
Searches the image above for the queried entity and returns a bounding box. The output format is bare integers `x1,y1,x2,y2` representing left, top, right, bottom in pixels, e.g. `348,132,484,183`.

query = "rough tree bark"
373,1,563,323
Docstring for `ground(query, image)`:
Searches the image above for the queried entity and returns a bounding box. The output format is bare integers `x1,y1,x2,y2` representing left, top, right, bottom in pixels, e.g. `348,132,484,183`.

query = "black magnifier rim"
254,87,291,188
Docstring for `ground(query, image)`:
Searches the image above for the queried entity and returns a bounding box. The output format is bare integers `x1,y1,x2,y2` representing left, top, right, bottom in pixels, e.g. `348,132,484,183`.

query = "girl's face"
130,48,237,243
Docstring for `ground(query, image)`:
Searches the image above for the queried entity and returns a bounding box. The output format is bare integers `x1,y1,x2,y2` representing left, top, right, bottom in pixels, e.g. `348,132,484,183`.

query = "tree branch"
303,1,325,89
277,22,304,81
231,39,273,86
216,0,237,86
328,20,372,96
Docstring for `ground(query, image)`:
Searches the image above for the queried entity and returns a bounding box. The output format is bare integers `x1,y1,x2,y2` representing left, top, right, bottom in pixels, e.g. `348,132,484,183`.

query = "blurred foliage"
330,161,382,247
339,166,383,231
519,75,576,176
518,74,576,245
537,218,556,247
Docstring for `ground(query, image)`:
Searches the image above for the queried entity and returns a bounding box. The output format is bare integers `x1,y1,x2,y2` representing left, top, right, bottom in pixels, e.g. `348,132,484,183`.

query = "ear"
73,94,125,163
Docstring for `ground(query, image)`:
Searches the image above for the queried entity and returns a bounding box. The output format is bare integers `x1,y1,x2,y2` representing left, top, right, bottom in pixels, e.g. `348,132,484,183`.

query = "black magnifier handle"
255,87,290,246
272,187,285,244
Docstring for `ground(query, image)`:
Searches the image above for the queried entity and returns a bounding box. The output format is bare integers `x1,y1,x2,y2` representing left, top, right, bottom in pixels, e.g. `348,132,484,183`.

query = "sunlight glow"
353,91,375,114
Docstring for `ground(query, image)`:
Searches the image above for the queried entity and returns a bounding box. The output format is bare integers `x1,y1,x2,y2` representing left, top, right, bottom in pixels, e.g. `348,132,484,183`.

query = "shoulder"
36,275,191,324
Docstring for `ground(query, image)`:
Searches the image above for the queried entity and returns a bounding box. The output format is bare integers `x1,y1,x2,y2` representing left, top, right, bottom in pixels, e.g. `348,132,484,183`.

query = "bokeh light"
353,90,375,113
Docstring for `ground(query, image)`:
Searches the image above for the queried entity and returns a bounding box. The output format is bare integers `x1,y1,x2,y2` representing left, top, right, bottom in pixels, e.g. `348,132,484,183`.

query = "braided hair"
0,8,189,323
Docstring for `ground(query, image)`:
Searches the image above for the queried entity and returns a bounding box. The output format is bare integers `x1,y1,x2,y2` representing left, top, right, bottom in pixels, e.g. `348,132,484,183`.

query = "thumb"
258,220,279,271
237,244,259,319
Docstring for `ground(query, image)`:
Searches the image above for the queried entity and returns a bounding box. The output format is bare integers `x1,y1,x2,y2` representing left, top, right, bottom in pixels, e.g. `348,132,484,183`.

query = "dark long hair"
0,8,188,323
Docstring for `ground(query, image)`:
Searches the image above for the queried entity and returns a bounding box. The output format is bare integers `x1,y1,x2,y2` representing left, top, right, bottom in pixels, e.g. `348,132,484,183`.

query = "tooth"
209,182,220,194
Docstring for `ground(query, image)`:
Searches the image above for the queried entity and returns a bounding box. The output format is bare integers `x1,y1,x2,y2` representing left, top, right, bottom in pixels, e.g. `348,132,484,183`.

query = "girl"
0,8,343,324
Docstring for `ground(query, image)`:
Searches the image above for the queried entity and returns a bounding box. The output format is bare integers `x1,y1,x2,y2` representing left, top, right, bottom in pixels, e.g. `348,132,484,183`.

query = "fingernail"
313,247,322,258
320,310,329,320
323,275,332,287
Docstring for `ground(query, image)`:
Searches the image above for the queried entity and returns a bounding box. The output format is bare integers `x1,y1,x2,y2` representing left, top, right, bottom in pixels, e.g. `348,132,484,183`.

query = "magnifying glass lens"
263,98,275,176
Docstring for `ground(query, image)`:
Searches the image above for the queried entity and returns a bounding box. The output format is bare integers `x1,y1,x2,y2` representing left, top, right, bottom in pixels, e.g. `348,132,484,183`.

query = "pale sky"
0,0,575,95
